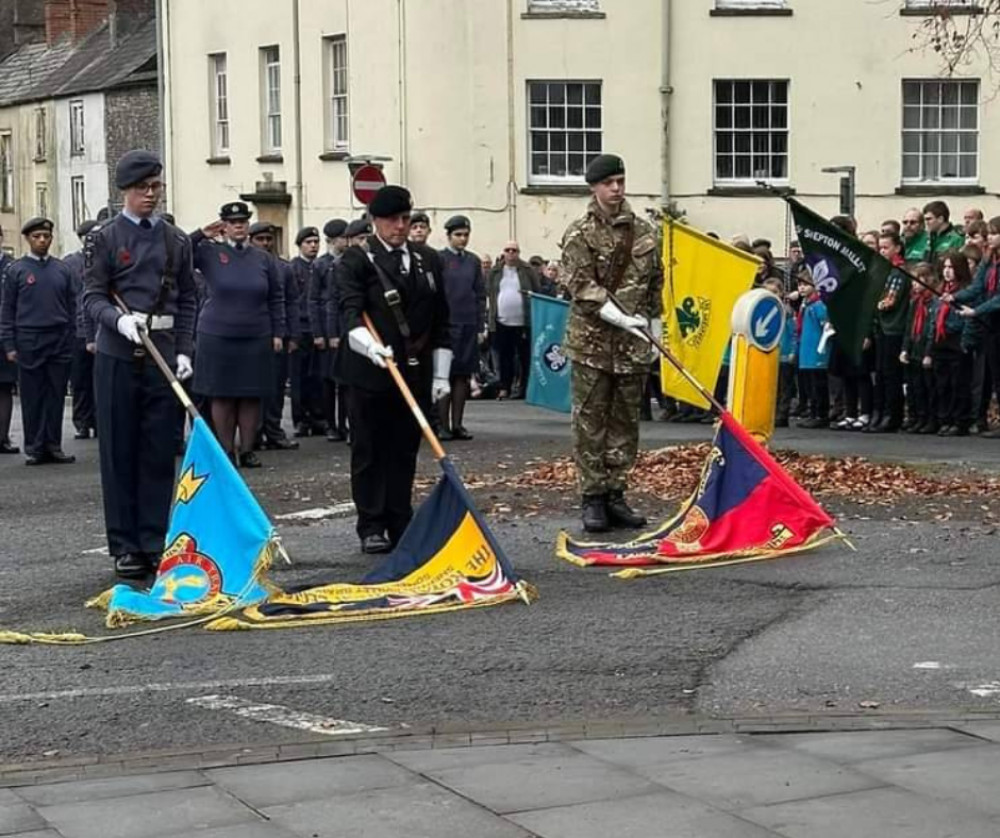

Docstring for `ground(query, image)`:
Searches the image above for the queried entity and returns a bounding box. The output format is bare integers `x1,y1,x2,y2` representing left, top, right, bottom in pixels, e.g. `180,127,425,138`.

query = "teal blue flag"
527,293,572,414
96,417,277,627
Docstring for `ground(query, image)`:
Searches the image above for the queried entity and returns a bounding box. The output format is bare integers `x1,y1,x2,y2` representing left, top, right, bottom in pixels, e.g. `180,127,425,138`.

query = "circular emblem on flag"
152,534,223,605
219,252,230,265
543,343,568,373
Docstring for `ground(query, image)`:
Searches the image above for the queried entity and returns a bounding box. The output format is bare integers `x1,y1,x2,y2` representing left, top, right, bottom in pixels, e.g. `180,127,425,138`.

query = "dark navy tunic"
0,255,74,367
0,253,14,384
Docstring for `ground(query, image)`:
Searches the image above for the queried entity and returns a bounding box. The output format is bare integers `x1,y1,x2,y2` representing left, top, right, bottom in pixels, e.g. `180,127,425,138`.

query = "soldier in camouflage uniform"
561,154,663,533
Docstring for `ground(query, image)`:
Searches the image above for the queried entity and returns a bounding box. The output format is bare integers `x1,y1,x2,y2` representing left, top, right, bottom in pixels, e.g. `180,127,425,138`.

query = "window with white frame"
713,79,789,184
34,107,46,161
71,175,87,230
528,80,602,184
902,79,978,182
0,131,13,212
35,183,48,219
260,46,282,154
324,35,349,152
70,99,85,156
209,53,229,156
527,0,600,11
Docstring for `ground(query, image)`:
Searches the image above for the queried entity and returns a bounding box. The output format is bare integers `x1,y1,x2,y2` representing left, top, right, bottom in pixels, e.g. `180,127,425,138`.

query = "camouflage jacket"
560,198,663,374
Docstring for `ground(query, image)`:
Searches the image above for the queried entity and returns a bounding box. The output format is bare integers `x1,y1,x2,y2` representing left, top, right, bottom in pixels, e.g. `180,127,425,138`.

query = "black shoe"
798,417,825,429
606,490,647,529
47,449,76,464
239,451,262,469
114,553,153,580
0,440,19,454
293,423,310,438
981,427,1000,439
775,416,789,428
658,408,678,423
325,431,345,442
451,426,474,441
438,427,454,441
941,425,968,437
74,428,91,440
581,494,610,533
24,452,49,466
917,422,939,435
361,533,392,554
264,436,299,450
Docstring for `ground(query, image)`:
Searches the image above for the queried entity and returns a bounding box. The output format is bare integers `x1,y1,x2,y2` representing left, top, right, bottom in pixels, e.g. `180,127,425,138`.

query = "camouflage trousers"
571,363,644,496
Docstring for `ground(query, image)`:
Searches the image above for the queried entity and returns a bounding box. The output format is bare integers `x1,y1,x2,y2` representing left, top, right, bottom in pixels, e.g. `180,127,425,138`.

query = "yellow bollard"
727,290,785,445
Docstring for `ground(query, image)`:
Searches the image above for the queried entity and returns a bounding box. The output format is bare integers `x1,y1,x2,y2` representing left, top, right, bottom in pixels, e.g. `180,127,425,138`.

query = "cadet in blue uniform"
249,220,299,450
191,202,285,468
335,186,452,553
83,150,197,580
438,215,486,440
289,227,325,437
64,219,99,440
0,230,18,454
0,218,75,465
312,218,348,442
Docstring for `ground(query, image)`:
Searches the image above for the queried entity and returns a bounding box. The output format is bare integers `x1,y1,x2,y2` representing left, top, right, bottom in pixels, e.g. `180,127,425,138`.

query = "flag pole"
605,290,726,416
111,292,200,420
362,312,447,461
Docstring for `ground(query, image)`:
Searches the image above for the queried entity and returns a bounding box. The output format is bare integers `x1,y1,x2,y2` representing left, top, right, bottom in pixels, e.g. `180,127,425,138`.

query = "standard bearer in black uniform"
335,186,452,554
83,150,197,580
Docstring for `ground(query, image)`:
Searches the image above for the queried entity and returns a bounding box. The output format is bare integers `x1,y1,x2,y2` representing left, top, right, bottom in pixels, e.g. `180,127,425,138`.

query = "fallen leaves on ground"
495,444,1000,505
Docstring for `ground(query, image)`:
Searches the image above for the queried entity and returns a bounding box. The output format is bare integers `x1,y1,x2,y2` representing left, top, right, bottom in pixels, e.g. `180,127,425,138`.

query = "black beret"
21,217,53,236
345,218,371,239
219,201,252,221
323,218,348,239
115,150,162,189
295,226,320,246
76,219,99,238
444,214,471,233
368,185,412,219
585,154,626,185
411,211,430,226
248,221,275,237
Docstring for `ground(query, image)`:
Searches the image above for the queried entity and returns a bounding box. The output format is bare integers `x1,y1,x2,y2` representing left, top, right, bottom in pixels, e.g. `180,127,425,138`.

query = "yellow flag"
661,220,759,409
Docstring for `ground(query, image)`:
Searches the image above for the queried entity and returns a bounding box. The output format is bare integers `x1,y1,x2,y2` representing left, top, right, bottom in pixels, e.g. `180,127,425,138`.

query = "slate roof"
0,15,157,108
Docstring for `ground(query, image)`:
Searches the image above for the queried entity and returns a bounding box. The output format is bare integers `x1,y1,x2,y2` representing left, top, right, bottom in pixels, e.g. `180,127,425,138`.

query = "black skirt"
449,323,479,376
0,355,16,385
194,333,274,398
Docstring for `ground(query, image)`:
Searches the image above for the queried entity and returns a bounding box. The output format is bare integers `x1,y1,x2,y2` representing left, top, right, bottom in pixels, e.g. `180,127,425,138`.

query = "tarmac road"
1,400,999,763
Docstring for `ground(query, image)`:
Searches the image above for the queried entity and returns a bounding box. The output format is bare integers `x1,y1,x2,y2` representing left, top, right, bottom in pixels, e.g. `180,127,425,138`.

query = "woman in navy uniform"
0,218,76,465
335,186,452,554
191,202,285,468
84,150,198,580
0,231,18,454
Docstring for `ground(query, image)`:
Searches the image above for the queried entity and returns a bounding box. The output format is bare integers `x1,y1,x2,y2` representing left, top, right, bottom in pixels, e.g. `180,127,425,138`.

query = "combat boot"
581,494,610,533
607,490,647,529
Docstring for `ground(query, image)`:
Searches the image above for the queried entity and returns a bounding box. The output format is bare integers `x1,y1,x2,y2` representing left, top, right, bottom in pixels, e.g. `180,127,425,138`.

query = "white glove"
116,313,145,345
176,354,193,381
348,326,394,369
817,322,836,355
598,301,649,341
650,318,663,342
431,348,453,402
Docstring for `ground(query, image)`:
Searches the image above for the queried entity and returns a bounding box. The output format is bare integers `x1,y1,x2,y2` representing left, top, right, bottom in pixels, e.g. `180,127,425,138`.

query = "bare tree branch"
906,1,1000,83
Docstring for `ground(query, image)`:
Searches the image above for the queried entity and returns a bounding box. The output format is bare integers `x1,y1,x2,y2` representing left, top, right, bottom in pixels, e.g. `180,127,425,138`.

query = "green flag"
788,198,889,365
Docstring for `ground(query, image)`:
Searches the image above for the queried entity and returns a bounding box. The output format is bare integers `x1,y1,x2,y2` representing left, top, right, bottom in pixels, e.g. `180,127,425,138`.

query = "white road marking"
0,673,342,704
913,661,942,670
275,502,356,521
81,546,109,555
967,683,1000,698
187,694,387,736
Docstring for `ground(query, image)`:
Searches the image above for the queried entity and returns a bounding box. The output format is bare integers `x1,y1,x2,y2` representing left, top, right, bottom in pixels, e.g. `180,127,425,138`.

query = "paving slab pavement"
3,726,1000,837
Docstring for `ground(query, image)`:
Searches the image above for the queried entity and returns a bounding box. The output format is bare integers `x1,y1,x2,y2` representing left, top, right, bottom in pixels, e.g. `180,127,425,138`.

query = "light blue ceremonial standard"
526,293,572,414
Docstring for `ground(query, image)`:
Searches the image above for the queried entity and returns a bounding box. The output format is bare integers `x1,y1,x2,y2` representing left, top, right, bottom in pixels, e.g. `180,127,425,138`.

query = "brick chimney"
45,0,110,46
108,0,155,48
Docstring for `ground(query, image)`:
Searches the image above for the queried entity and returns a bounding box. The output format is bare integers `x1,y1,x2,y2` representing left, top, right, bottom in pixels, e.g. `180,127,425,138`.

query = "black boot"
581,494,610,533
607,490,647,529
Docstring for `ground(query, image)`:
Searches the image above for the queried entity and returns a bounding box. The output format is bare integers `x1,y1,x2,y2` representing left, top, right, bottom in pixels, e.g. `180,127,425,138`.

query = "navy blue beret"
345,218,371,238
248,221,275,237
295,226,320,246
21,217,53,236
444,214,471,233
323,219,348,239
75,219,99,238
219,201,252,221
368,185,412,219
410,211,430,226
115,150,162,189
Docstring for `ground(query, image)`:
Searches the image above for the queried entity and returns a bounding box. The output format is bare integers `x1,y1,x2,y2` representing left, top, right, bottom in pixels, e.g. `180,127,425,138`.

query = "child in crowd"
900,263,937,434
796,270,831,428
927,251,973,436
762,277,797,427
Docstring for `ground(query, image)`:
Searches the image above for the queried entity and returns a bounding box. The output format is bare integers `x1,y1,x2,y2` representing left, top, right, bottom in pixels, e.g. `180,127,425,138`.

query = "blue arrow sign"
748,295,784,352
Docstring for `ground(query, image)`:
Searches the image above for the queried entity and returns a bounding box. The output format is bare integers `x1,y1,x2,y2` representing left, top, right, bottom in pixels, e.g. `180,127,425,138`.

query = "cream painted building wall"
53,92,108,255
162,0,999,259
0,102,59,257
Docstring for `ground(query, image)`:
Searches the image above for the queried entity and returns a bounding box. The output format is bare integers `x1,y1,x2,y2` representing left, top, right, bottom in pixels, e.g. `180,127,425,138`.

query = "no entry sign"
352,164,387,206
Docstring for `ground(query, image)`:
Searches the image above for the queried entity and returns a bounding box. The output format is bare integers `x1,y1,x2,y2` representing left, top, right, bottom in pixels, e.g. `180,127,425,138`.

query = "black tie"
389,249,405,277
140,219,152,230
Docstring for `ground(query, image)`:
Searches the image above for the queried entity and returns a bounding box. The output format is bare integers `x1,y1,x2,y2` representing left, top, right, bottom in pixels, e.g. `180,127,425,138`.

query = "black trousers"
807,370,830,420
18,356,70,457
70,338,96,432
932,350,972,429
289,337,325,428
905,360,935,426
777,362,797,420
262,346,291,440
493,323,529,394
322,379,349,436
94,353,178,557
348,384,423,543
876,334,905,427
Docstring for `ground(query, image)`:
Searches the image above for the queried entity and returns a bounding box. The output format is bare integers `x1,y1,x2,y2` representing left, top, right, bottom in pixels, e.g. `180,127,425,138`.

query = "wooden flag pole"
362,313,447,461
111,292,201,420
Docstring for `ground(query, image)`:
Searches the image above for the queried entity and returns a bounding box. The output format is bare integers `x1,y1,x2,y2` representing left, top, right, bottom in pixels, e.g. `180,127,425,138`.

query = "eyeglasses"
133,181,165,195
902,219,920,226
504,247,519,253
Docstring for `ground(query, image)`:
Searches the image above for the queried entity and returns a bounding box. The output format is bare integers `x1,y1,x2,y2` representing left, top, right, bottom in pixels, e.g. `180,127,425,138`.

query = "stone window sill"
206,156,231,166
521,11,606,19
256,154,284,164
899,6,981,16
707,185,795,197
895,183,985,196
521,184,590,196
710,7,793,16
319,151,350,162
